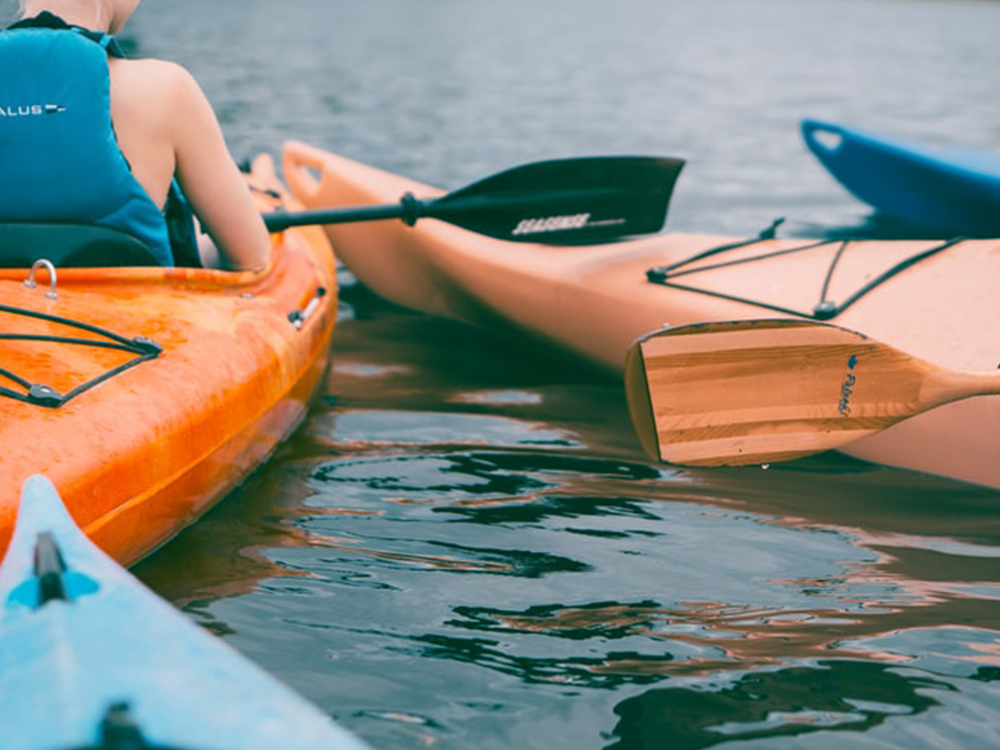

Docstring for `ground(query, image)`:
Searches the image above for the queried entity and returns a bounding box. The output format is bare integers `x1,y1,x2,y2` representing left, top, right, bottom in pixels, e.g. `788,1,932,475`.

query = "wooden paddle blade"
625,319,1000,467
429,156,685,244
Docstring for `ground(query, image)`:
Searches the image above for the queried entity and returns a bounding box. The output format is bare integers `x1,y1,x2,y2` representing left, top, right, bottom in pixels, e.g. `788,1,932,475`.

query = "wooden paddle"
625,318,1000,467
264,155,685,244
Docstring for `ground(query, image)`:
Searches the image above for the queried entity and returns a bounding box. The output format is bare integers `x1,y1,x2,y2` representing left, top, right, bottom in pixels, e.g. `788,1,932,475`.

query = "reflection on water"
312,411,583,450
125,0,1000,747
609,661,948,749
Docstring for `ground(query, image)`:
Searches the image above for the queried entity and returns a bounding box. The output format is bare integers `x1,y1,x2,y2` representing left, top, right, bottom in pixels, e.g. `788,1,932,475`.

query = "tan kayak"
282,140,1000,491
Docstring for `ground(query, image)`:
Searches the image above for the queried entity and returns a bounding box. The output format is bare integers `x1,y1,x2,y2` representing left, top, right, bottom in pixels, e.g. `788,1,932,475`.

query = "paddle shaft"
264,189,632,232
924,368,1000,403
265,200,415,232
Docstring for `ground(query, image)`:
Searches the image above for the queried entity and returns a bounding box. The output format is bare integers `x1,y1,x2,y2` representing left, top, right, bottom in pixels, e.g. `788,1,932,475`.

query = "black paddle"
264,155,685,244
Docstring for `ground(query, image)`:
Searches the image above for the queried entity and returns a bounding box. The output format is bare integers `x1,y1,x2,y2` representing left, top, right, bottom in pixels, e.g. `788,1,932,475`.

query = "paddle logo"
511,213,630,237
0,103,67,117
512,213,592,235
838,354,859,417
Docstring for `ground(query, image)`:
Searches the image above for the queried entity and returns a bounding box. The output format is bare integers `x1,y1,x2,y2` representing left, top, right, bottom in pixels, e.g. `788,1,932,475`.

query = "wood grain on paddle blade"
626,319,1000,467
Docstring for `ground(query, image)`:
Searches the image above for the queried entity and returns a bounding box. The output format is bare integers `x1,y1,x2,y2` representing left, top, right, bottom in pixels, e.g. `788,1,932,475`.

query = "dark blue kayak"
801,118,1000,236
0,475,372,750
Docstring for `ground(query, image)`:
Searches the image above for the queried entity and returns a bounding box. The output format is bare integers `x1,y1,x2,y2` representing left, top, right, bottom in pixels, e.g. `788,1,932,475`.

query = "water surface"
128,1,1000,748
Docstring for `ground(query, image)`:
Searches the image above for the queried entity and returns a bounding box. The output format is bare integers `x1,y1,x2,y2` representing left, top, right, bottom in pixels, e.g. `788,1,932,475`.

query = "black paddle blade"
426,156,685,244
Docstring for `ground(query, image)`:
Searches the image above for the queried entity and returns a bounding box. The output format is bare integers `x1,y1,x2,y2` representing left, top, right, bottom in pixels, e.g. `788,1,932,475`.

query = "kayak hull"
283,141,1000,491
0,153,338,564
802,118,1000,236
0,475,370,750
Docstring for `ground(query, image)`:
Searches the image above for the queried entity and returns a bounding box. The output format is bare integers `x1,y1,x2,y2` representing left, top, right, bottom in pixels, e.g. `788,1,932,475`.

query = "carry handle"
801,118,845,155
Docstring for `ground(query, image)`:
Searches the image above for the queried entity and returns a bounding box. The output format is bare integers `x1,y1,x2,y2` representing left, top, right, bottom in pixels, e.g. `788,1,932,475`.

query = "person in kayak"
0,0,269,270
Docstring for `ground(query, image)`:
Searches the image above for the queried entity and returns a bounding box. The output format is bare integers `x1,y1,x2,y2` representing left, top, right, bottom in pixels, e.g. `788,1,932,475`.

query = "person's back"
0,0,269,271
0,16,181,265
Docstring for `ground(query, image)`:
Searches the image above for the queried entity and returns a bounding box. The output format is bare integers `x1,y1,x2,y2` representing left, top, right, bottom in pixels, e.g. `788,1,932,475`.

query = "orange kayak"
0,153,337,565
282,141,1000,491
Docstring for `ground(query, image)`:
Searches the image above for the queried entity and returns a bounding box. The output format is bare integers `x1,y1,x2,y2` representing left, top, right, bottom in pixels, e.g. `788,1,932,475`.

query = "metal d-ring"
23,259,58,301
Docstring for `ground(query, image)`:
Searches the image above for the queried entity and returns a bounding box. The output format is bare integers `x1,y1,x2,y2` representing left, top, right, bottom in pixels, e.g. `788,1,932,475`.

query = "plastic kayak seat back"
0,223,161,268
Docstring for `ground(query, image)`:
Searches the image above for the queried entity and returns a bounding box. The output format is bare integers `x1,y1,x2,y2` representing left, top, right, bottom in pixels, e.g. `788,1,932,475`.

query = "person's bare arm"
167,66,270,271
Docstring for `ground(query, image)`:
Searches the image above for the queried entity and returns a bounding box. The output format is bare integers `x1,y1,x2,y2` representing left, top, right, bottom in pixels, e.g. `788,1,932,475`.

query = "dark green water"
124,0,1000,748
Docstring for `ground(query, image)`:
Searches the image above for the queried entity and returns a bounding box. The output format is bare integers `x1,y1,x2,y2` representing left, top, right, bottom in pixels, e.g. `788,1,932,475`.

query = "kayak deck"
0,153,338,565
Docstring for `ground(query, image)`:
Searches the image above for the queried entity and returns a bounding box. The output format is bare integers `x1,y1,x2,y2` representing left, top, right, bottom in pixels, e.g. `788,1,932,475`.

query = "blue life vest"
0,18,177,265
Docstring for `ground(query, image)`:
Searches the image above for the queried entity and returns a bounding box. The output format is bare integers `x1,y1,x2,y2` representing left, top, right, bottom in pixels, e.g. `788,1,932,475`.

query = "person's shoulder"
112,56,210,115
114,57,198,90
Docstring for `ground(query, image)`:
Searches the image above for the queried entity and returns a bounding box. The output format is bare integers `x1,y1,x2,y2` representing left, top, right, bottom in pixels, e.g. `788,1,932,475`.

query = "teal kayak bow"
0,475,371,750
